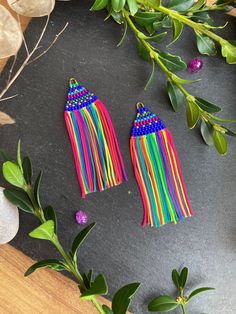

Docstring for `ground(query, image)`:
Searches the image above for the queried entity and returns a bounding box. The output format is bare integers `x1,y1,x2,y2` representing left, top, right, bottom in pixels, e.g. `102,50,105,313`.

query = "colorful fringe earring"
130,103,193,228
64,78,127,198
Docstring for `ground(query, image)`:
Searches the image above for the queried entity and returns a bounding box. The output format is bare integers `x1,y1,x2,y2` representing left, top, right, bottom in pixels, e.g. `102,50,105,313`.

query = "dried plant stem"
0,94,18,102
27,22,69,65
6,55,17,86
0,15,68,101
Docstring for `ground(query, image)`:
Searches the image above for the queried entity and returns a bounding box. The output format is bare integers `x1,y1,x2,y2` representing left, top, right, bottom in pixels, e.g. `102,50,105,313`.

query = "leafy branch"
1,141,140,314
148,267,214,313
91,0,236,155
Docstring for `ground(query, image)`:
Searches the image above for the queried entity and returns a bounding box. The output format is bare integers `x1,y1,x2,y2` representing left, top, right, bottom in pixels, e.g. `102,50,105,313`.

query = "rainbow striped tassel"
130,103,193,227
64,78,127,198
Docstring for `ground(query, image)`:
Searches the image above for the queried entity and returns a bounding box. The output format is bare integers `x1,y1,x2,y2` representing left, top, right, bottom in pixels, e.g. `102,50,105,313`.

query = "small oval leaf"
29,220,55,240
179,267,188,289
167,81,185,112
196,32,217,56
188,287,214,300
112,282,140,314
90,0,108,11
80,274,108,300
200,119,213,146
195,97,221,113
186,100,199,129
148,295,178,312
172,269,180,291
213,130,227,155
4,188,34,214
44,205,57,233
22,157,32,184
71,222,96,260
25,259,65,276
2,161,25,188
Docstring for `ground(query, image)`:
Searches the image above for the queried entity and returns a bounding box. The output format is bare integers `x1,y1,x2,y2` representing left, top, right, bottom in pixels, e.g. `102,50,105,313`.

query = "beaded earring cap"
64,78,127,198
130,103,193,227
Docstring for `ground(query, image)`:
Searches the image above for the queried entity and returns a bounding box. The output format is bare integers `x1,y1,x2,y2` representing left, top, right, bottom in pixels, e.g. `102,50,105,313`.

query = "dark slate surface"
1,1,236,313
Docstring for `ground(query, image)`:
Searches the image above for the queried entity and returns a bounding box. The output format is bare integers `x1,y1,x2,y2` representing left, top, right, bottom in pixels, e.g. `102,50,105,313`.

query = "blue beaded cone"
65,78,97,112
131,104,166,137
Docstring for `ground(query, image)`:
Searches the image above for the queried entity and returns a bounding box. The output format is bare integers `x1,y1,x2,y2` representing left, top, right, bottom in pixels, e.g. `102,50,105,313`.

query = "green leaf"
111,10,124,24
148,295,178,312
188,287,215,300
188,0,206,11
34,171,42,207
112,283,140,314
80,274,108,300
71,222,96,260
158,51,186,72
137,40,151,61
168,19,183,46
186,99,199,128
90,0,108,11
200,119,213,146
171,74,199,85
102,305,113,314
133,12,163,27
111,0,125,12
196,32,217,56
191,11,214,24
167,81,185,112
29,220,55,241
168,0,195,11
172,269,180,291
117,19,127,47
17,140,23,172
22,157,32,184
0,148,14,162
146,32,167,43
127,0,138,16
25,259,65,276
221,41,236,64
224,127,236,137
213,129,227,155
2,161,25,188
145,59,155,90
4,188,34,214
82,269,93,289
195,97,221,113
44,206,57,233
179,267,188,289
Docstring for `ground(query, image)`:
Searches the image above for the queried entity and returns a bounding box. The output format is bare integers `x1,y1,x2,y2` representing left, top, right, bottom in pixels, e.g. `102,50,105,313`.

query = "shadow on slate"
0,1,236,313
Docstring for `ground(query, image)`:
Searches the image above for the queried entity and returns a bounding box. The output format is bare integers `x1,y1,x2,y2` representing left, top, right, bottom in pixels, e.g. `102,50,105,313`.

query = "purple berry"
187,58,203,73
75,210,88,225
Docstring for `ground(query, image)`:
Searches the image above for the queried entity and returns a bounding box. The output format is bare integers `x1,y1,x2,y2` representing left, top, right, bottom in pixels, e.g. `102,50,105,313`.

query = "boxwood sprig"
91,0,236,155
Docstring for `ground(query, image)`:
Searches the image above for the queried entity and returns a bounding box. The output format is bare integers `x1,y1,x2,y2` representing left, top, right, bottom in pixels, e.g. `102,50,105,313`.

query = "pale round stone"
0,187,19,244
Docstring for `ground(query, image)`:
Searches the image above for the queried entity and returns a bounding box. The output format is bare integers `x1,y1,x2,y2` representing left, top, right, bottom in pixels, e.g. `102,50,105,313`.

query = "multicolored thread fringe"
64,78,127,198
130,103,193,227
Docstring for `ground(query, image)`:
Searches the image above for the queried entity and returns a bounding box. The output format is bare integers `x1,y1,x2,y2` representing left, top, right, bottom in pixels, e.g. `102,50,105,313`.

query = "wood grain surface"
0,244,111,314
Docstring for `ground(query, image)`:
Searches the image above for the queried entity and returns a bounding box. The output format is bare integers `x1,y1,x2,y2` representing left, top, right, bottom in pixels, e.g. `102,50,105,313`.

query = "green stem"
124,11,191,98
91,297,105,314
181,304,187,314
138,0,227,45
25,183,105,314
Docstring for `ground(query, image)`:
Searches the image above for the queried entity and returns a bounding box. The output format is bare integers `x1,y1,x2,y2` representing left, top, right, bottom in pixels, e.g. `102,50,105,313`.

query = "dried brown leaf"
0,111,15,125
7,0,55,17
0,5,23,59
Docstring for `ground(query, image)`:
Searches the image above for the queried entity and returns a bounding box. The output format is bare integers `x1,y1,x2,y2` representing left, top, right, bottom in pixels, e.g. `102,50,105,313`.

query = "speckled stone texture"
0,1,236,313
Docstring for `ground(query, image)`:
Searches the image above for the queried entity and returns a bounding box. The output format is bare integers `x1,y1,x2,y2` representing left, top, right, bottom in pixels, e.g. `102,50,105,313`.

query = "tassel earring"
64,78,127,198
130,103,193,228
